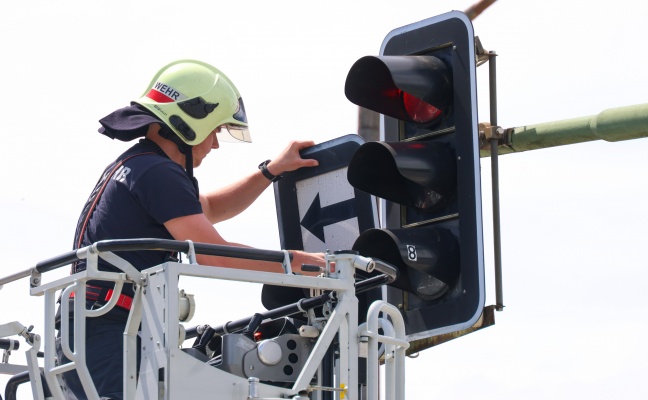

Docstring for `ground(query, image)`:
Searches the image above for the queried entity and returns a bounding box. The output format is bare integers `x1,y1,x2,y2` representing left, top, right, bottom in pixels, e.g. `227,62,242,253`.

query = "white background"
1,0,647,398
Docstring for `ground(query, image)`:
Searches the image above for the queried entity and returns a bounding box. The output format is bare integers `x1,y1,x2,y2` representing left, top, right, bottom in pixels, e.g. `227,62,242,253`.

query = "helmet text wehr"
151,81,185,102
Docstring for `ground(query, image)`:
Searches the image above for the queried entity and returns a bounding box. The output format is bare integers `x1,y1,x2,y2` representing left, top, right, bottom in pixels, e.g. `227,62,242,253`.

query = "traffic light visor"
347,141,457,212
345,55,452,126
352,227,459,301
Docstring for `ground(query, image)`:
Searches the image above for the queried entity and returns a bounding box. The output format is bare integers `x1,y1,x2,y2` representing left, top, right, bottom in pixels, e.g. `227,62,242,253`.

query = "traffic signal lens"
402,91,442,124
409,268,448,300
408,183,443,210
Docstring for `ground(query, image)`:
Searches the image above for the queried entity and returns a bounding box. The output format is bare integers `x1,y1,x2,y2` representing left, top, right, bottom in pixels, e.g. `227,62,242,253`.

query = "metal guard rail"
0,238,398,292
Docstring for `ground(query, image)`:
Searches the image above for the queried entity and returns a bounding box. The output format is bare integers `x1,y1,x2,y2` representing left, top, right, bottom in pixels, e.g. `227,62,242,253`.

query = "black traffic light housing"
345,11,485,345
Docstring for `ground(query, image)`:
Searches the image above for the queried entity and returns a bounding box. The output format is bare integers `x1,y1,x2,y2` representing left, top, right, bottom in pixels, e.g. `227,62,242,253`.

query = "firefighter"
57,59,325,399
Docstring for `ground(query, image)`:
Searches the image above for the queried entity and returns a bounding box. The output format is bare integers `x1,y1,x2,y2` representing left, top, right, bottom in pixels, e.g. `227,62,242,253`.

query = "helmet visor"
217,124,252,143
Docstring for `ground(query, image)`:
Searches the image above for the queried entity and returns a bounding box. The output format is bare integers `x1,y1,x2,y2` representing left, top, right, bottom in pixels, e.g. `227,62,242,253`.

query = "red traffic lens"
402,91,442,124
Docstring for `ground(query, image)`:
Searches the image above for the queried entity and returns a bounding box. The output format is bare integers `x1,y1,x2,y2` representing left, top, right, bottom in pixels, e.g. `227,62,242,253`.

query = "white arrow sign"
296,168,360,252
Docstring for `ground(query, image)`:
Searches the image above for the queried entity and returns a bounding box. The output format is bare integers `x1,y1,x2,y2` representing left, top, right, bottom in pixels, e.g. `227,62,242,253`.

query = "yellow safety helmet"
133,59,251,145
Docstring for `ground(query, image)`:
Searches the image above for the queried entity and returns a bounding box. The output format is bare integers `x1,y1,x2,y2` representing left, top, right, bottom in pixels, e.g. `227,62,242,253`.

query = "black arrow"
300,193,357,242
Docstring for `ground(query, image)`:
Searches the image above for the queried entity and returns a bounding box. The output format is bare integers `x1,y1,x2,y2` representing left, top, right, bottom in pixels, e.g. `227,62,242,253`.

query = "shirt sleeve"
132,160,203,224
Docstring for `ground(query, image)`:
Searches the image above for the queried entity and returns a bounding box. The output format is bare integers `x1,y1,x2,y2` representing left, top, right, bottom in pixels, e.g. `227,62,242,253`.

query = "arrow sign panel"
274,134,378,253
267,134,380,314
301,194,356,242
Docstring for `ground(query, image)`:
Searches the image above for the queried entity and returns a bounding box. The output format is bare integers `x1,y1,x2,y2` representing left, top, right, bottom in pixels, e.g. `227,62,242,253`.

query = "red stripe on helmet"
146,89,175,103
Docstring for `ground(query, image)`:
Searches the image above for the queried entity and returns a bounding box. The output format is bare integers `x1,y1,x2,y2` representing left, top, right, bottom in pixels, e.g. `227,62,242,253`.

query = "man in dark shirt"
58,59,326,399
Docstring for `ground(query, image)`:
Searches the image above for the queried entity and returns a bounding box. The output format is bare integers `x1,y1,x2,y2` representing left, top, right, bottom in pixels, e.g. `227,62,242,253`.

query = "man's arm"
164,212,326,273
200,140,318,224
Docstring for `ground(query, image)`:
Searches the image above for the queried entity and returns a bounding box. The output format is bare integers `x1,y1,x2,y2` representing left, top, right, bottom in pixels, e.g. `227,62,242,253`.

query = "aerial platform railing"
0,239,407,400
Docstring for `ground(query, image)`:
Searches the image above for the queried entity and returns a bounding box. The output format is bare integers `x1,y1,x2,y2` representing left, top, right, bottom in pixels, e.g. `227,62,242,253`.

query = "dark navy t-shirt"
74,139,202,293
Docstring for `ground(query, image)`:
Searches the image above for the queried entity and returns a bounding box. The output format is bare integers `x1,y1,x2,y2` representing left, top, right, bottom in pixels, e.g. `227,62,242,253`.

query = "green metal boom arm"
480,103,648,157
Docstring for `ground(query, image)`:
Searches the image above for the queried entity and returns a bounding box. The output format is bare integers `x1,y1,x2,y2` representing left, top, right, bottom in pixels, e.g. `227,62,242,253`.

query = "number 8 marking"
406,245,417,261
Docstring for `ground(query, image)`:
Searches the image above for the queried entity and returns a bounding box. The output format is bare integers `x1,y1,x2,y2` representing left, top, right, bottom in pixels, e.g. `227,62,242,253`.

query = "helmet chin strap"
159,126,200,198
181,144,200,198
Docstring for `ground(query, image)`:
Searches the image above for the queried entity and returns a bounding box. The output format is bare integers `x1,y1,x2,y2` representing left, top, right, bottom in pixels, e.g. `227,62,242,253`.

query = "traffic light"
345,11,485,343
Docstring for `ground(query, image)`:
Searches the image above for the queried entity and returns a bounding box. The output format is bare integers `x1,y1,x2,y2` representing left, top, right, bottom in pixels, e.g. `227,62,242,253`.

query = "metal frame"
1,239,408,400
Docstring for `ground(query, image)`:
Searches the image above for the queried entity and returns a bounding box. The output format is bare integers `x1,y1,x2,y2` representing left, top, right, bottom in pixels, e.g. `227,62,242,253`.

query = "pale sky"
1,1,647,398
